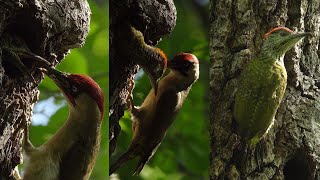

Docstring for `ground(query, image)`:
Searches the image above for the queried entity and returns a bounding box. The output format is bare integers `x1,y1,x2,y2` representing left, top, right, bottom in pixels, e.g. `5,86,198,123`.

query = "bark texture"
209,0,320,179
109,0,176,156
0,0,90,179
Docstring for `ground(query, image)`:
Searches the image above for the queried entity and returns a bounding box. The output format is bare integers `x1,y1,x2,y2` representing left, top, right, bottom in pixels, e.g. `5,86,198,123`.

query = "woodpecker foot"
126,78,136,111
126,94,139,115
125,92,133,111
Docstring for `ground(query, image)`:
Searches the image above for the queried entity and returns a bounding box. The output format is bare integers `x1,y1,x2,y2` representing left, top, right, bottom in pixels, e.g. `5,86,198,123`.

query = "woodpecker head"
44,68,104,118
167,53,199,88
261,27,310,59
142,48,167,95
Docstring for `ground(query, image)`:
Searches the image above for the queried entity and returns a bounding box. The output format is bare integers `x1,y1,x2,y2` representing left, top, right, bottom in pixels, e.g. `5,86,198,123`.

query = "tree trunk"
0,0,90,179
109,0,176,157
209,0,320,179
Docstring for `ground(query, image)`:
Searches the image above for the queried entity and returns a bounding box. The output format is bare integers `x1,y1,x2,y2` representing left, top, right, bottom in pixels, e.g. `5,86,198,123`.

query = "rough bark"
209,0,320,179
109,0,176,156
0,0,90,179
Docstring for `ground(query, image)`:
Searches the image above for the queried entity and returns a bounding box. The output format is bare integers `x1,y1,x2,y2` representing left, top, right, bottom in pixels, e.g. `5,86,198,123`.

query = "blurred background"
111,0,210,179
20,1,109,179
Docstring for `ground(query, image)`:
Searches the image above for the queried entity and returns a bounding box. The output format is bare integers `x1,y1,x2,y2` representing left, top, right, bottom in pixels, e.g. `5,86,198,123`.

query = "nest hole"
4,8,44,53
284,149,313,180
1,7,45,80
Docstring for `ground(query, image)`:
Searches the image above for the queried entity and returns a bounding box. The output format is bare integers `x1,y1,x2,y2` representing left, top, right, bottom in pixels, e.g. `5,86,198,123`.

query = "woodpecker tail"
109,145,140,175
132,156,149,175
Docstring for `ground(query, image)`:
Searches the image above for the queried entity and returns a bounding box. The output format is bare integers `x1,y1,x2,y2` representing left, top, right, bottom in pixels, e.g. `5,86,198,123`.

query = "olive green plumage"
234,27,309,146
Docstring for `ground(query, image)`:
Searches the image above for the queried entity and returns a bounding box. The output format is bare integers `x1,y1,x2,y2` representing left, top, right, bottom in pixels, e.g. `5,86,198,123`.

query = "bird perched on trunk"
110,52,199,175
23,67,104,180
234,27,310,147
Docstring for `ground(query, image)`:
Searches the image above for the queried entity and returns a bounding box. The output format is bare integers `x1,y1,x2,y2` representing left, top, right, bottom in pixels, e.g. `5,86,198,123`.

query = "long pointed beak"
291,32,311,39
144,68,164,96
18,50,52,68
282,32,311,51
147,73,159,95
42,67,70,89
167,60,175,70
287,32,311,43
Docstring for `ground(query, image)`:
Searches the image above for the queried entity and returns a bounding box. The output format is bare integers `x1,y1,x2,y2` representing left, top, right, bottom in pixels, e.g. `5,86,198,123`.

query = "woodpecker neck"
259,42,286,62
68,93,103,124
41,93,102,157
258,49,285,65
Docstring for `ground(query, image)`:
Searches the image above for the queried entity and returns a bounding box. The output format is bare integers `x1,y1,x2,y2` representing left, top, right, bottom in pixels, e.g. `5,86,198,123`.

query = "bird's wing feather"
148,87,179,139
234,60,287,143
131,88,178,175
59,134,100,180
250,62,287,137
234,59,263,137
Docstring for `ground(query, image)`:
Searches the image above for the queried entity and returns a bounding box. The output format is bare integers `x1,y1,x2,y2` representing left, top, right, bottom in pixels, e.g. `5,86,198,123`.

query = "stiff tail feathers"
109,145,139,175
132,157,149,175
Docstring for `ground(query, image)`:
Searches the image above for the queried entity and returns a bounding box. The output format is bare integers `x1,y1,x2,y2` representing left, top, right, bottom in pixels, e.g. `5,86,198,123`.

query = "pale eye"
72,86,77,92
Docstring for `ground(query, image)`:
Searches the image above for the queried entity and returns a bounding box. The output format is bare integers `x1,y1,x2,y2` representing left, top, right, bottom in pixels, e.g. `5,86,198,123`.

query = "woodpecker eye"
72,85,77,93
184,62,191,69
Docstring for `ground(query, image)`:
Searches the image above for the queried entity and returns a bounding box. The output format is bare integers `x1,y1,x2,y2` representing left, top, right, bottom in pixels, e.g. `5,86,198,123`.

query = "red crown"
175,52,199,64
263,27,293,40
69,74,105,118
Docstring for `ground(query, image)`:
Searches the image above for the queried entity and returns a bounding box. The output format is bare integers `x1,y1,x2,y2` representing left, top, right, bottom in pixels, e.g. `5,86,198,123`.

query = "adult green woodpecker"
234,27,310,146
110,53,199,175
23,67,104,180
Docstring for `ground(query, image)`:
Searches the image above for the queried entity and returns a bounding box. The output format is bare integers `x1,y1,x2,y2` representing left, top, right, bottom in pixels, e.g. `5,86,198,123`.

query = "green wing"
234,59,287,145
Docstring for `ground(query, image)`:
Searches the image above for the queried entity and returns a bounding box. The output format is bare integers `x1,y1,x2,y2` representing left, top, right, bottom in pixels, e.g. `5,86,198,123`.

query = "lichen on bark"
0,0,90,179
209,0,320,179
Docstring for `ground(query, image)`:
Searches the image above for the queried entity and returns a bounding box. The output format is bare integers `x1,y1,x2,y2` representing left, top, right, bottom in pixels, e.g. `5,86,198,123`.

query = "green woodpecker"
234,27,309,146
110,53,199,175
123,25,167,94
23,67,104,180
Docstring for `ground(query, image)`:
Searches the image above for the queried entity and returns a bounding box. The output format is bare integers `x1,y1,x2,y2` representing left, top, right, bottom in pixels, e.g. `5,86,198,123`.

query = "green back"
234,58,287,146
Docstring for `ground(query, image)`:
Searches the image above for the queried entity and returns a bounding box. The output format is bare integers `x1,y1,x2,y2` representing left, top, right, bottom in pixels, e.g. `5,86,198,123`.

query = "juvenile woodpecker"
124,25,167,94
0,34,52,83
110,52,199,175
23,67,104,180
234,27,310,146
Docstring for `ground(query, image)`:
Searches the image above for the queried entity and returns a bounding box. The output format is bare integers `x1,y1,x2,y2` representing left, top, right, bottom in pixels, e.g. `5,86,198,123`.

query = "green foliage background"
23,1,109,179
111,1,210,179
